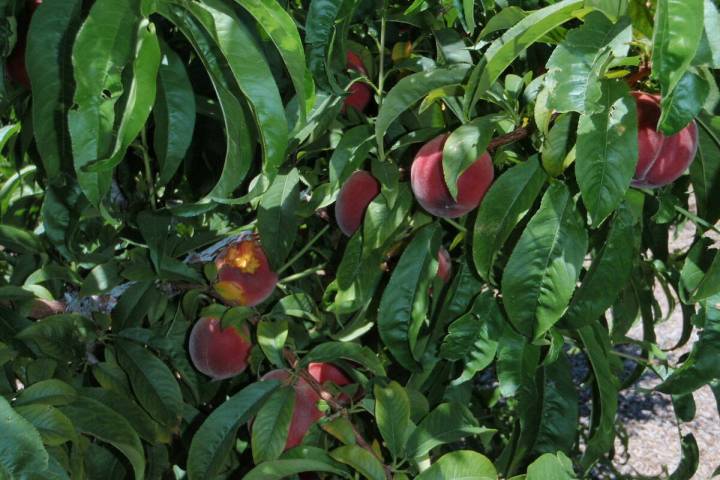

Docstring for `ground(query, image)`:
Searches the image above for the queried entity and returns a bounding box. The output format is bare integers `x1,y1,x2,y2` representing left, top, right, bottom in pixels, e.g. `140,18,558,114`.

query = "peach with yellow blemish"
213,237,278,307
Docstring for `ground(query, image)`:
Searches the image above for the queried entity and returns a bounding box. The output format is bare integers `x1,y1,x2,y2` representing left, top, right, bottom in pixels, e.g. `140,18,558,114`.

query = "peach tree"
0,0,719,478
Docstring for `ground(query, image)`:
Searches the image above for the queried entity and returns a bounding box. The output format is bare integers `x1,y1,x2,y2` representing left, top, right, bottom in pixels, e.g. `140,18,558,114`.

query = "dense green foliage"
1,0,719,478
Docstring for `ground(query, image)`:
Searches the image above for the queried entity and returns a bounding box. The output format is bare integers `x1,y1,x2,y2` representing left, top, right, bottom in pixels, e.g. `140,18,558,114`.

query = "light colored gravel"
610,213,720,479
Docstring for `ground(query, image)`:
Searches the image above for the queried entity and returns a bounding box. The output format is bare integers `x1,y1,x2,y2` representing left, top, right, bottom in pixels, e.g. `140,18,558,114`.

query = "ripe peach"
259,363,351,450
213,237,278,307
335,170,381,236
411,134,494,218
343,51,372,113
632,91,698,188
437,247,452,283
188,317,252,380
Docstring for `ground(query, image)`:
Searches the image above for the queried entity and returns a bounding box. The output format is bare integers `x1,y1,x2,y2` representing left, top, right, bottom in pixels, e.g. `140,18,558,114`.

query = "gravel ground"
601,216,720,479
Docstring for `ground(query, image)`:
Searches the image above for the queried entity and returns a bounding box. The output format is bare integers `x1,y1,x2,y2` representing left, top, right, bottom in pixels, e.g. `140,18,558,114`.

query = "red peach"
213,238,278,307
259,363,352,450
335,170,381,236
437,247,452,283
188,317,252,380
632,91,698,188
410,134,494,218
343,51,372,113
308,362,352,402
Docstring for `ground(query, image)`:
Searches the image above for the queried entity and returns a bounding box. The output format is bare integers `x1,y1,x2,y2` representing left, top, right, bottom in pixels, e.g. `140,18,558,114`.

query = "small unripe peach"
335,170,381,236
214,238,278,307
188,317,252,380
437,247,452,283
343,51,372,113
411,134,494,218
259,363,352,450
632,91,698,188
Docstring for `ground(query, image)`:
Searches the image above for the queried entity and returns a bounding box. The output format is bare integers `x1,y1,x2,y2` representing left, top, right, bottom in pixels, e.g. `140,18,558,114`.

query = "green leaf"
467,0,584,113
186,0,288,175
442,116,496,201
563,198,641,328
114,339,182,428
473,157,546,283
257,318,288,368
16,314,95,362
578,323,618,471
496,324,540,397
60,395,145,480
153,41,196,186
658,70,709,135
14,379,77,407
257,169,301,269
69,0,141,205
440,291,503,381
235,0,313,117
251,386,296,463
375,66,470,158
693,250,720,301
85,18,161,172
306,0,348,92
576,80,638,227
187,381,279,480
0,224,44,255
526,452,577,479
158,3,255,199
301,341,386,377
0,396,49,477
243,458,349,480
329,125,374,187
656,295,720,394
651,0,704,98
533,354,579,456
406,403,492,459
690,114,720,224
378,224,441,370
329,445,386,480
545,11,631,114
542,113,576,179
15,404,76,446
82,387,171,445
416,450,497,480
501,183,588,339
26,0,82,184
374,381,412,459
79,261,121,296
478,6,527,39
669,434,700,480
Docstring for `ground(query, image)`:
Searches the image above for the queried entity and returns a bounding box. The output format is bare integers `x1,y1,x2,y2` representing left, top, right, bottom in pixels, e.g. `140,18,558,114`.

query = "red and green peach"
188,317,252,380
410,134,494,218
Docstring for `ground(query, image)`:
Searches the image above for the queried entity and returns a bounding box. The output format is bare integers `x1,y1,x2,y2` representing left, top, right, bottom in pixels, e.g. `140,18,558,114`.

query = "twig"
487,124,532,151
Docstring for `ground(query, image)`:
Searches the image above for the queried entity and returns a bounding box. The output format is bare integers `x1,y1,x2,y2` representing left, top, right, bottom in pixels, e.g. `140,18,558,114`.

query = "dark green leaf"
0,396,49,477
26,0,82,183
416,450,496,480
501,182,588,338
251,386,296,463
60,395,145,479
526,451,577,479
658,71,709,135
187,381,279,480
329,445,386,480
406,403,492,459
473,156,546,283
301,341,386,377
376,66,470,157
442,116,496,200
374,381,412,459
69,0,141,205
545,12,631,114
378,224,440,370
154,41,196,186
257,169,301,269
576,80,638,227
690,114,720,224
114,339,182,428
